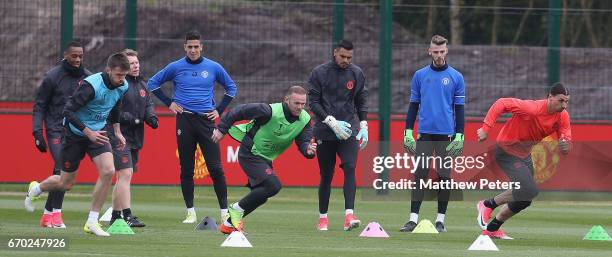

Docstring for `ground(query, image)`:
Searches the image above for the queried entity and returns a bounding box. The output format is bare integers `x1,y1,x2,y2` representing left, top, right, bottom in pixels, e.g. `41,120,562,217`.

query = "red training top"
481,98,571,158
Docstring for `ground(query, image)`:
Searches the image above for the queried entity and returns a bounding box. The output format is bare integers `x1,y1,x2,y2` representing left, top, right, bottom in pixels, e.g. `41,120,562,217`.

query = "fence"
0,0,611,120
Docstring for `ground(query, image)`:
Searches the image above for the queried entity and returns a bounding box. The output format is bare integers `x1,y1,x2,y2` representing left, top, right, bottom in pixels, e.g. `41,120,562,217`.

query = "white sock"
319,213,327,219
223,220,233,227
53,209,61,213
43,209,52,215
30,184,42,197
87,211,99,224
221,208,228,217
232,203,244,212
436,213,445,223
345,209,353,215
186,207,195,214
409,213,418,223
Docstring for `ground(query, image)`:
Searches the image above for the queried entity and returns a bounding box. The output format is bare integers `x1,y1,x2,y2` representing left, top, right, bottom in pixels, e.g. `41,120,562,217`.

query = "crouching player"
25,53,130,236
211,86,317,233
476,83,572,239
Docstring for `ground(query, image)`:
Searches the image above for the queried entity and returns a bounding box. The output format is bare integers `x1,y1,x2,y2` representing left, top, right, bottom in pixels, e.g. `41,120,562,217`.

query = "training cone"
106,219,135,235
412,219,439,234
221,231,252,247
468,234,499,251
359,222,390,238
583,225,612,241
195,216,218,231
99,207,114,222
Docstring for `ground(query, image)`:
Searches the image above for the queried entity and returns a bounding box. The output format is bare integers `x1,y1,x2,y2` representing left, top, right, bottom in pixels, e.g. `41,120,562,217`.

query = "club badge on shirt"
442,77,450,85
346,80,354,90
201,71,208,78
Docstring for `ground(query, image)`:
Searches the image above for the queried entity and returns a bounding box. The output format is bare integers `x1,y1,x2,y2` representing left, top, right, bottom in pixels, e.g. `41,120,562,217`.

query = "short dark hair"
430,35,448,45
335,39,354,50
63,41,83,52
106,52,130,71
286,85,307,96
121,48,138,57
185,30,201,42
549,82,569,96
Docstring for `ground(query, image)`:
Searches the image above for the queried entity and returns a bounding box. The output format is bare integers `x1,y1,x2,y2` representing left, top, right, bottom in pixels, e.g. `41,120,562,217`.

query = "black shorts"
61,129,112,173
238,147,276,187
495,146,538,201
414,133,453,178
112,143,140,171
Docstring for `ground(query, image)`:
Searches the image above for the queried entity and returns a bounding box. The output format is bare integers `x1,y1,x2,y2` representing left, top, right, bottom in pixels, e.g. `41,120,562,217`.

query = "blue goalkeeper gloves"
356,121,368,150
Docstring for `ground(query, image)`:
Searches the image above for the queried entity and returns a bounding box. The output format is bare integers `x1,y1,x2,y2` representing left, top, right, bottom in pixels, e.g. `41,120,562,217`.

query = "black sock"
484,198,498,209
122,208,132,218
486,217,504,232
112,210,122,219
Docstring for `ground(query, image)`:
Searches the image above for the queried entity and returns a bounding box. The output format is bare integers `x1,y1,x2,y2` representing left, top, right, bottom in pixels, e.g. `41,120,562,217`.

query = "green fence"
1,0,611,120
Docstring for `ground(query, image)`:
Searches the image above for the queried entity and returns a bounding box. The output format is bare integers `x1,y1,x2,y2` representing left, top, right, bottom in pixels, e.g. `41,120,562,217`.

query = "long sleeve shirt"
32,60,91,136
147,56,237,113
107,75,158,149
63,73,122,135
308,60,368,140
217,103,314,159
482,98,572,158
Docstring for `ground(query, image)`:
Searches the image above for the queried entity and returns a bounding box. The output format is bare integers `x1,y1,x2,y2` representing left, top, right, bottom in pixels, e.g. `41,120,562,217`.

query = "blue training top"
69,72,128,136
409,63,465,135
147,57,237,113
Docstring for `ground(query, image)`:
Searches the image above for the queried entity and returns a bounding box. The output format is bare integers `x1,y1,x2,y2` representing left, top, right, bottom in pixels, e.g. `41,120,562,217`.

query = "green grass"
1,184,611,256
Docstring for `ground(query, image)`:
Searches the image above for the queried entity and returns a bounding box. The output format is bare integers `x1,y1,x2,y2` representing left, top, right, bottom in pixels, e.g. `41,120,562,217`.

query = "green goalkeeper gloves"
403,129,416,154
446,133,464,156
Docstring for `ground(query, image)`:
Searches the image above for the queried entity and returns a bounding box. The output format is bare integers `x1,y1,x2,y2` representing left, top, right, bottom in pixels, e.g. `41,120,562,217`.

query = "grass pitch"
1,184,611,257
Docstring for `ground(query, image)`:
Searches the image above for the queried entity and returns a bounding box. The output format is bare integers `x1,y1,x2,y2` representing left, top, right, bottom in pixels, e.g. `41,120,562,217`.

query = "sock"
30,184,42,197
484,199,498,209
223,220,233,227
43,209,52,215
112,210,122,219
186,207,195,214
87,211,99,224
122,208,132,218
436,213,445,223
345,209,353,215
319,213,328,219
232,203,244,212
409,212,418,223
52,208,61,213
486,217,504,232
221,208,228,218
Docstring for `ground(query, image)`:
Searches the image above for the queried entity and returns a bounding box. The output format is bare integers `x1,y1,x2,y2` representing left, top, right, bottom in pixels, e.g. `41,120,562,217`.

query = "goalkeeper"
307,40,369,231
400,35,466,233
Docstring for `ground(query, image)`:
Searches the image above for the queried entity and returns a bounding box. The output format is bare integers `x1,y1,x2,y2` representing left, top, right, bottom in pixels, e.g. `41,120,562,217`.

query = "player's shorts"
495,145,538,201
238,147,276,187
61,129,112,173
112,143,140,171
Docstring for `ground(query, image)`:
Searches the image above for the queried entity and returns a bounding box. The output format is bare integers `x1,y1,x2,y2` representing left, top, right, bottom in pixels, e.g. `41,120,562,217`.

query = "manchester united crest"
346,80,354,90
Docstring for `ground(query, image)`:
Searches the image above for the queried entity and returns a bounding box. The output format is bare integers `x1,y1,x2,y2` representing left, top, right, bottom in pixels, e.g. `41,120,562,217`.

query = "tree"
491,0,501,45
449,0,462,44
